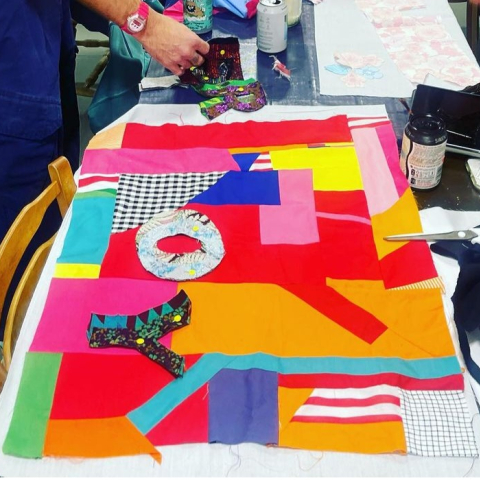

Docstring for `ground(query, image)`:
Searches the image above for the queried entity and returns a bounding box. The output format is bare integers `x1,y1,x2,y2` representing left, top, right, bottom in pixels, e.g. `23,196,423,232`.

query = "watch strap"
120,1,149,35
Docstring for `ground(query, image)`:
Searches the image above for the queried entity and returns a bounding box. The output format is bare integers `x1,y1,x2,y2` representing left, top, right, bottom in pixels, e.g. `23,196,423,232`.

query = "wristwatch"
120,1,150,35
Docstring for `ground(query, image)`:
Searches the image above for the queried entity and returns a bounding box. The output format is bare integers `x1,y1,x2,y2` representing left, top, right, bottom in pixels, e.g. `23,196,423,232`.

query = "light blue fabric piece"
57,197,116,265
127,353,462,434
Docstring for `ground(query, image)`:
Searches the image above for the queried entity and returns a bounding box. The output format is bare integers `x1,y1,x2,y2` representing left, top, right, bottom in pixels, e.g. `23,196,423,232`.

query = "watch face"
129,14,146,33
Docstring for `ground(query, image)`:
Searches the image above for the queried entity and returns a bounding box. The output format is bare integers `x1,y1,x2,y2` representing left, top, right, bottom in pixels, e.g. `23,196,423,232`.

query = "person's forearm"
76,0,141,27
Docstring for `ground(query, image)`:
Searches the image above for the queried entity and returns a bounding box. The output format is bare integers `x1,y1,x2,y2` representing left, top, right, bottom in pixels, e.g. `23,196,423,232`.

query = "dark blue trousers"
0,0,80,333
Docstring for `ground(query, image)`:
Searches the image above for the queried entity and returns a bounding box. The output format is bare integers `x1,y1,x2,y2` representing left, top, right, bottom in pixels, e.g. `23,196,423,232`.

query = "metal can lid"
259,0,284,6
407,114,447,145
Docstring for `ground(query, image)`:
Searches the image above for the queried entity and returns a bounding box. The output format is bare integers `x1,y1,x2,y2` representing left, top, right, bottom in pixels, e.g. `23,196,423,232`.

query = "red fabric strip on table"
278,372,464,391
121,117,353,150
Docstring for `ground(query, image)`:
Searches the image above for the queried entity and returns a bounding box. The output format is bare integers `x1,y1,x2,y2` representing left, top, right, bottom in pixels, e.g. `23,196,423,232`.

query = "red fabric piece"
100,204,386,343
157,234,201,254
282,283,387,343
292,415,402,424
78,175,119,188
100,226,156,281
101,204,330,284
146,384,209,446
380,241,438,289
50,353,201,419
245,0,259,17
121,117,352,150
304,395,400,407
314,190,370,217
278,372,464,390
315,215,382,280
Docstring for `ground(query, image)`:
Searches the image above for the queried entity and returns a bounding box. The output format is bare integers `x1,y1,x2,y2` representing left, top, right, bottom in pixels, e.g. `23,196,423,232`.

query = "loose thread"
297,451,324,472
226,445,241,477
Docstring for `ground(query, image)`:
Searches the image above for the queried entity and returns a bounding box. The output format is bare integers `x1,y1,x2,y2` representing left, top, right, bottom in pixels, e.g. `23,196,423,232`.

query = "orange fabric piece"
371,189,423,260
172,282,454,359
44,417,161,462
327,278,456,358
278,386,406,454
279,418,406,454
278,387,313,431
87,123,126,150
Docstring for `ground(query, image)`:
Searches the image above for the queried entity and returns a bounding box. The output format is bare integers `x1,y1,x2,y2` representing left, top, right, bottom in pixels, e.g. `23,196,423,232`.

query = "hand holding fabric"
137,10,210,75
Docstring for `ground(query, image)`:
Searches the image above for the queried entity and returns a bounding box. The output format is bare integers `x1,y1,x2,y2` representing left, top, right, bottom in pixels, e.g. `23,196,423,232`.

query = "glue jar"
285,0,302,26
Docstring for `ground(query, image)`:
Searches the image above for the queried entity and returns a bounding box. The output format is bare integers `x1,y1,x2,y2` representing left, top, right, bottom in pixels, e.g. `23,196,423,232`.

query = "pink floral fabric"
355,0,480,88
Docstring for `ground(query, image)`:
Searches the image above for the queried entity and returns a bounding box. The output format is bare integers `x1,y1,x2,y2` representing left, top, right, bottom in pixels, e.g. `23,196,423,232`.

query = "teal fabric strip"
57,196,116,265
127,353,461,434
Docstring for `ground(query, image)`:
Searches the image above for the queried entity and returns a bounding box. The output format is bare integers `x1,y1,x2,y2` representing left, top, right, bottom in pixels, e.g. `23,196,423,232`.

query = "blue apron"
0,0,79,330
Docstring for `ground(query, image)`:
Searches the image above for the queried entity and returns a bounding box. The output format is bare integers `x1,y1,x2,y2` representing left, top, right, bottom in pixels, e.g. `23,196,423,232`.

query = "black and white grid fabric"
111,172,226,233
400,390,478,457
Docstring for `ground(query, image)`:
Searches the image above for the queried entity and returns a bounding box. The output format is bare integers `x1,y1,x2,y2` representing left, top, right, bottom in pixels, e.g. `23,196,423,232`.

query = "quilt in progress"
3,113,477,461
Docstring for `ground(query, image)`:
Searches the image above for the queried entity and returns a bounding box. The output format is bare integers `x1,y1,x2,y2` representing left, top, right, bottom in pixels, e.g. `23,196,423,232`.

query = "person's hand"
137,10,209,76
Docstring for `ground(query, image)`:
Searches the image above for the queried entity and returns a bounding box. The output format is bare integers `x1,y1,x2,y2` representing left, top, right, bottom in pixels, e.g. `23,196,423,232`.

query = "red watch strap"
121,1,149,34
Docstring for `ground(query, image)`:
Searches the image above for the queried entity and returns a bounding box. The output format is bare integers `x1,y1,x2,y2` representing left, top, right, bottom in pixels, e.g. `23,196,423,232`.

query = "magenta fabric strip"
375,124,409,197
352,127,399,217
81,148,241,175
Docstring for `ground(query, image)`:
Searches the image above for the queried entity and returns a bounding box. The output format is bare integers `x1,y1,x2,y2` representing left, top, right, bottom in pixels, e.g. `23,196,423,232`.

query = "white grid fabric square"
111,172,226,233
400,389,478,457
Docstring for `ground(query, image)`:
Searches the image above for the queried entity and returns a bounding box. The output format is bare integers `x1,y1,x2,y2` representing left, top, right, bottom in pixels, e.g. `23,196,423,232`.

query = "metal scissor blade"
384,229,479,242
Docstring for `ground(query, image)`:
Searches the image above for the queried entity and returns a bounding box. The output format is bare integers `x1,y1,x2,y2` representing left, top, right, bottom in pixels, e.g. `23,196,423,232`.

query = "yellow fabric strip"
270,146,363,191
54,264,100,279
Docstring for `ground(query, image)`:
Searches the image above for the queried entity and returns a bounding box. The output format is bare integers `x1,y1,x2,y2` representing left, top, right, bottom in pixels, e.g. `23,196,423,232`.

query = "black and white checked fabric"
400,390,478,457
111,172,226,233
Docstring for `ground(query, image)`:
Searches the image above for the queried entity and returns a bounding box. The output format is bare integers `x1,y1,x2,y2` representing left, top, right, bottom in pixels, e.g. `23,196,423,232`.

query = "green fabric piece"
75,189,117,200
3,353,62,458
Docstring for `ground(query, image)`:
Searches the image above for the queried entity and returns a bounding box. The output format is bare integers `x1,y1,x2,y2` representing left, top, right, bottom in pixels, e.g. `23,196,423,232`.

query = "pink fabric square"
260,169,319,245
278,169,315,205
30,278,178,354
260,204,319,245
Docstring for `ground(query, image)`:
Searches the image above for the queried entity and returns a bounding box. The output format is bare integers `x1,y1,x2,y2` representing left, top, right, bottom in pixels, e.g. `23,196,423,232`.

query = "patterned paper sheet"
317,0,480,97
2,112,478,462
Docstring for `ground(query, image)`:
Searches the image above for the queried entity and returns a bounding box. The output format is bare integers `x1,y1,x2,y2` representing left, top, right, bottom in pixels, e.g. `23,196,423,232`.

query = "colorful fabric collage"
3,115,478,461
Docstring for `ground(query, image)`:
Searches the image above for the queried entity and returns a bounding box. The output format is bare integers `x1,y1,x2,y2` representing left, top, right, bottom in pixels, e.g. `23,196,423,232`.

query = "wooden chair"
0,156,76,382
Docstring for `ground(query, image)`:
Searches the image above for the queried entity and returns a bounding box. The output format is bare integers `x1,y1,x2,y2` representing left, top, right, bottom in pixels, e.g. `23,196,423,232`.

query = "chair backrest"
0,156,76,372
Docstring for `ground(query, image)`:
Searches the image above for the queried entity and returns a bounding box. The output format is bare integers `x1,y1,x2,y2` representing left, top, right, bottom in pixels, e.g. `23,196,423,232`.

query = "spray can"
184,0,213,34
257,0,288,54
400,114,447,190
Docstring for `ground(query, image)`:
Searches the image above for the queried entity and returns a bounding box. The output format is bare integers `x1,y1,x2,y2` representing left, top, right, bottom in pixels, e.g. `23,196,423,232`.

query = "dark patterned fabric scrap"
87,289,192,377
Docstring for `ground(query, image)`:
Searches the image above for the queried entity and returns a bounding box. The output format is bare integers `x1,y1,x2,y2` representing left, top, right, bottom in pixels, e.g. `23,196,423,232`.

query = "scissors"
384,229,480,242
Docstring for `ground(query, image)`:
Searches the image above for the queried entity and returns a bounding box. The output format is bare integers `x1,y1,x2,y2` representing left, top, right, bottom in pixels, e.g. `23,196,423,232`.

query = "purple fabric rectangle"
208,368,278,445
